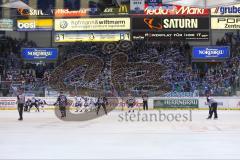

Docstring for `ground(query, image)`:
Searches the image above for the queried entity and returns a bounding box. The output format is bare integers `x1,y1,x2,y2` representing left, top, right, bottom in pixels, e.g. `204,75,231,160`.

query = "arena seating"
1,36,240,97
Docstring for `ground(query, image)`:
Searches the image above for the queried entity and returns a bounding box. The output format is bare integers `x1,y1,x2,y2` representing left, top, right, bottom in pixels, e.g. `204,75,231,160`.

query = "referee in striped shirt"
17,88,25,121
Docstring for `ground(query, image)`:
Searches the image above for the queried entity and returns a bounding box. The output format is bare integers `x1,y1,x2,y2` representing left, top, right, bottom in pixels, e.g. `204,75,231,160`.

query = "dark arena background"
1,0,240,159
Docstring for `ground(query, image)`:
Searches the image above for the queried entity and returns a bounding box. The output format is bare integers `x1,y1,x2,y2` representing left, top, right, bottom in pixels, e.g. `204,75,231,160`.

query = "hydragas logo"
215,5,240,15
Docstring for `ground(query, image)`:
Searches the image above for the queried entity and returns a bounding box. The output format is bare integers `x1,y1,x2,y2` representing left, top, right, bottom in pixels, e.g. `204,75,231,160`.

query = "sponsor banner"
55,9,88,17
147,0,162,6
17,8,54,16
55,31,131,42
132,17,209,30
211,4,240,16
0,19,13,31
55,18,130,31
54,8,100,17
0,97,17,109
1,96,240,110
101,5,129,15
153,98,199,108
211,17,240,29
108,97,143,109
130,0,145,14
133,31,209,41
145,4,209,16
17,19,53,31
164,92,199,97
192,46,230,59
22,48,58,60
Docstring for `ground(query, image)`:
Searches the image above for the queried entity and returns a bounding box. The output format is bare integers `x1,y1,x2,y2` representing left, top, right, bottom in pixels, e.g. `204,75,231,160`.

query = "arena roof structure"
163,0,240,8
0,0,32,9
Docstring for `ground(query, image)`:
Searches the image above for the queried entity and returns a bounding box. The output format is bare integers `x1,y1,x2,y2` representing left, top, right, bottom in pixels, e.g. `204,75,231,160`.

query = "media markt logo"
60,20,68,29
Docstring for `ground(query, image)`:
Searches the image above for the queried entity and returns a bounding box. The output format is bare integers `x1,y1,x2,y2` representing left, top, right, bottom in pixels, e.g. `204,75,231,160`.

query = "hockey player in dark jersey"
24,98,31,112
96,96,108,115
207,96,218,120
126,94,135,113
55,91,68,118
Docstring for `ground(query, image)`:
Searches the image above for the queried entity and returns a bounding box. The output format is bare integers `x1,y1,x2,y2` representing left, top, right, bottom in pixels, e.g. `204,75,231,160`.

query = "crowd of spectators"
0,37,49,96
1,35,240,97
52,39,240,96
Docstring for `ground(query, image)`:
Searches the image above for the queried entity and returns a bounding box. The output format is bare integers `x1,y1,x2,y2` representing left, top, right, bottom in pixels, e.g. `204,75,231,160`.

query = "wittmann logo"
144,18,198,30
145,4,209,15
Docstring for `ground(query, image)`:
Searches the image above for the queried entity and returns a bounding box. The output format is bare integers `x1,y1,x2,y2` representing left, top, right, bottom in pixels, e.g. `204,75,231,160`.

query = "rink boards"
1,96,240,110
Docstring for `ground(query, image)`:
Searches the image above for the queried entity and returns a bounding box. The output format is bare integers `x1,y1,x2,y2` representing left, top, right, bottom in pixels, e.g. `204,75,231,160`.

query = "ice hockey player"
126,94,135,113
55,91,68,118
24,98,31,112
38,98,47,112
207,96,218,120
96,96,108,115
29,97,40,112
74,96,82,112
17,88,25,121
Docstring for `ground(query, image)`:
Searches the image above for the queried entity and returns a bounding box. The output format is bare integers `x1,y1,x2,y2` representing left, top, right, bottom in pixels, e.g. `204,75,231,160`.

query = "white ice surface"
0,110,240,159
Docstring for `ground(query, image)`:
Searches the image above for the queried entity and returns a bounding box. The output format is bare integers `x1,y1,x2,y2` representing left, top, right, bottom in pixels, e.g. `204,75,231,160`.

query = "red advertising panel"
55,9,88,17
144,4,210,16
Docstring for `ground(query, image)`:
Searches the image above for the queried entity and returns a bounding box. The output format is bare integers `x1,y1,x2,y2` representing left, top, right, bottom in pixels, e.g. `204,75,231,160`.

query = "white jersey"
75,97,82,103
31,98,36,103
17,94,25,104
127,97,135,104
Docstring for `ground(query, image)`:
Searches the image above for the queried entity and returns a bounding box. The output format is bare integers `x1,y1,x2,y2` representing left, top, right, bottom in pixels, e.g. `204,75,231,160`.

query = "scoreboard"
54,32,131,42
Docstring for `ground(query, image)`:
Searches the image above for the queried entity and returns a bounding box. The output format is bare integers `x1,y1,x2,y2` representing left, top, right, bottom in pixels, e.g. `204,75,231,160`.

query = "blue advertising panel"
147,0,162,6
192,46,230,60
22,48,58,60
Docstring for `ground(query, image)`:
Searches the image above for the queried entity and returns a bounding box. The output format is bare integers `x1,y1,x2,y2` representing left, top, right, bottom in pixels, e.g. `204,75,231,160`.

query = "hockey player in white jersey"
74,96,83,112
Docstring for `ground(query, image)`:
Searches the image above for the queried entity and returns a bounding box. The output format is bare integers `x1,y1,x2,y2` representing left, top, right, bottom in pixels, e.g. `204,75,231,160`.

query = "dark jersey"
57,95,68,107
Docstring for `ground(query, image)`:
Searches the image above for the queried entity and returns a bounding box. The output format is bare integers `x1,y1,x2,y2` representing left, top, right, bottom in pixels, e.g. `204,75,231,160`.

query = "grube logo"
144,18,163,30
214,5,240,15
60,20,68,29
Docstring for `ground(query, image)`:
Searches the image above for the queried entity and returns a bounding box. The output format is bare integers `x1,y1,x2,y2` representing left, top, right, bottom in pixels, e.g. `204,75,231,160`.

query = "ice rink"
1,110,240,159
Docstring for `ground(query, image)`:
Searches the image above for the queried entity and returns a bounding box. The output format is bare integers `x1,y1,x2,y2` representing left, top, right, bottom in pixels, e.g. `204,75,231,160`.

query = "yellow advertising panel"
211,17,240,29
17,19,53,31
